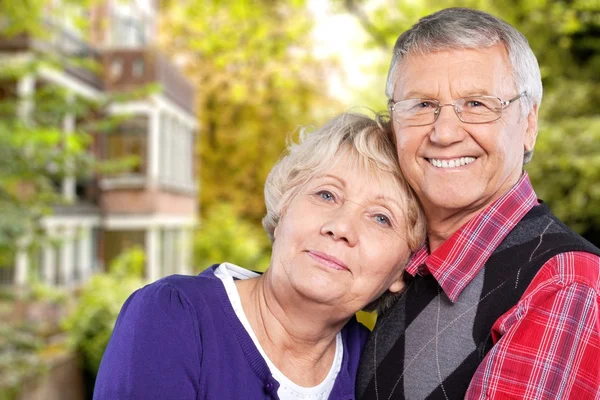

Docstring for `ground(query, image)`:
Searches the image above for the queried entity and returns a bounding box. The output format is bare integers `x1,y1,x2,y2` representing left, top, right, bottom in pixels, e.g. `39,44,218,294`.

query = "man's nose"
429,104,466,146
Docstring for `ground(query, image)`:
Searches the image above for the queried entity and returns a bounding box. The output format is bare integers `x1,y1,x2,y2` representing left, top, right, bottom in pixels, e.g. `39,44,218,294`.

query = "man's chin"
422,188,489,217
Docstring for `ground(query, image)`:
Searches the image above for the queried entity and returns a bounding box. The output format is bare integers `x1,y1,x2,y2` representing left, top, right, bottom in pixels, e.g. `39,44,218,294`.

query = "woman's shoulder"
157,265,218,289
341,315,370,350
120,265,223,322
332,315,370,393
94,269,224,398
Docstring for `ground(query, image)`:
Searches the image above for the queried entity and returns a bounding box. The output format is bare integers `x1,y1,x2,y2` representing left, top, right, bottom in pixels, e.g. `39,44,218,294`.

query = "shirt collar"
405,172,539,302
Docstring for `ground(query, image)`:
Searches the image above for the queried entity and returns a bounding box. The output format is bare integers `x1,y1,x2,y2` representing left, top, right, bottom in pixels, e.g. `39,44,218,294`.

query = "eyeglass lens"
394,96,504,126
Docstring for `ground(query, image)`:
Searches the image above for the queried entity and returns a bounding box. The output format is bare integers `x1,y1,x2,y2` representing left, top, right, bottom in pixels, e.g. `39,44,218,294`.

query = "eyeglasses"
389,92,526,127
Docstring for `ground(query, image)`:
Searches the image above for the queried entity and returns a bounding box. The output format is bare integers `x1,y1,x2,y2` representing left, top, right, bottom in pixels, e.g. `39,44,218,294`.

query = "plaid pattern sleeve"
466,251,600,399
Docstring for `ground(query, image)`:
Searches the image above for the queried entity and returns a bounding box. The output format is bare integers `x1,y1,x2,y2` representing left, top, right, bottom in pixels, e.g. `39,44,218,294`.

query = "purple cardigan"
93,265,369,399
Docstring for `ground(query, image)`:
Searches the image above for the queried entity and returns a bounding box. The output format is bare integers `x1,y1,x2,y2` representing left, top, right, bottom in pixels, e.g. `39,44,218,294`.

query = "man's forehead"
392,46,514,98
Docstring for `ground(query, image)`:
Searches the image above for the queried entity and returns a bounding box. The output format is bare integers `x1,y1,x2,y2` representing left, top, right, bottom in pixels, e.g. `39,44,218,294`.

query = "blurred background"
0,0,597,398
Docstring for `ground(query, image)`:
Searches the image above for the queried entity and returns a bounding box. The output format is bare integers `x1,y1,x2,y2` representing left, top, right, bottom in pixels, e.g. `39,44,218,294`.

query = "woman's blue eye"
317,191,335,201
374,214,391,226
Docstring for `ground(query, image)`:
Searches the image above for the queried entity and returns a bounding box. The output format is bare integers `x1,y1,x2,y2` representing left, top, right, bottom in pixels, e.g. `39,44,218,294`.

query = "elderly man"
356,8,600,400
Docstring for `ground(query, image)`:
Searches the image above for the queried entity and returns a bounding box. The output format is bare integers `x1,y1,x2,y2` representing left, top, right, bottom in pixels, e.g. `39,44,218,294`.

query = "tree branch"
343,0,389,49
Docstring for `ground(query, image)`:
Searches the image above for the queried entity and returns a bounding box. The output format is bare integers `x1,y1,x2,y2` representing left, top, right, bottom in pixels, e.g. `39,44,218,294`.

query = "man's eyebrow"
458,89,494,97
400,90,433,100
399,89,496,100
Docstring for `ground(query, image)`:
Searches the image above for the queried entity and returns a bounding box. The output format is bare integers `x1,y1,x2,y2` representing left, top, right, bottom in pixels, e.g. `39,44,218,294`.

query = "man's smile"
426,156,477,169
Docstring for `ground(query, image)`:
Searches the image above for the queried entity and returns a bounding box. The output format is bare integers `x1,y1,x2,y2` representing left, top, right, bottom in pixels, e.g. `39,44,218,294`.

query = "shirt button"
265,381,274,392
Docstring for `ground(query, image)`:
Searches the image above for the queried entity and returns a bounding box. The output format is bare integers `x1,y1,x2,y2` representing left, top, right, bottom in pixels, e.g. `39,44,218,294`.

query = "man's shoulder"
534,251,600,292
497,204,600,256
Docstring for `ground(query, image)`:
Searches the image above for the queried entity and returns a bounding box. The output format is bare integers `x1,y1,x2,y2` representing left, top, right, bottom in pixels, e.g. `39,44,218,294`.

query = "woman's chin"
291,278,353,310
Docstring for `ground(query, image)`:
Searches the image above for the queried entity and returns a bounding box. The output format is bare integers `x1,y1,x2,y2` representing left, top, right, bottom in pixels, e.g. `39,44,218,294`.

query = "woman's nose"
320,206,359,246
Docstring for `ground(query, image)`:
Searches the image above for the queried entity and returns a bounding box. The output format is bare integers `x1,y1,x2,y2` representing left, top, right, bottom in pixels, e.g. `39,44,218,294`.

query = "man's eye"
417,101,436,109
465,100,483,107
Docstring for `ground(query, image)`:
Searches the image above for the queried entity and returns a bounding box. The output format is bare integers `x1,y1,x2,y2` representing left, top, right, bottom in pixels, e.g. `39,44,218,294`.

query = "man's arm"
466,251,600,399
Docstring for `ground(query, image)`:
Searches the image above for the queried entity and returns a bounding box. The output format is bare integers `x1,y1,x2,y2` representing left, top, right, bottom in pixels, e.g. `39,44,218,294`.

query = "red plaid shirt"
405,173,600,399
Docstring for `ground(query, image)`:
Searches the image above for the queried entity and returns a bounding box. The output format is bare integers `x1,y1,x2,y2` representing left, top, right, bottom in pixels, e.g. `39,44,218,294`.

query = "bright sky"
307,0,387,103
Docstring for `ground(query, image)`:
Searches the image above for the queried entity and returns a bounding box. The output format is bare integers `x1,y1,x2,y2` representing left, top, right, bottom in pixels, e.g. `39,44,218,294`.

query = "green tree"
160,0,343,225
63,247,145,376
0,61,98,268
336,0,600,244
193,203,271,273
0,0,143,271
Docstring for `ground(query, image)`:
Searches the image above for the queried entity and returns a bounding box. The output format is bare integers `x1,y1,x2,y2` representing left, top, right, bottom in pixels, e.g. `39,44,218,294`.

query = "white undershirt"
215,263,343,400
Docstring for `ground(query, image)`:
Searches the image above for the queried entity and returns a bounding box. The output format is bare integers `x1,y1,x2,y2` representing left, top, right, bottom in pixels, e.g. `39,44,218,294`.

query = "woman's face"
269,150,411,316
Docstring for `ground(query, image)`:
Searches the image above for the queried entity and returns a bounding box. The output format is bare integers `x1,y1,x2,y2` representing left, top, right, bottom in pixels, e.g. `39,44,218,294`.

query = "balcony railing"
0,20,103,90
102,48,195,114
0,266,15,286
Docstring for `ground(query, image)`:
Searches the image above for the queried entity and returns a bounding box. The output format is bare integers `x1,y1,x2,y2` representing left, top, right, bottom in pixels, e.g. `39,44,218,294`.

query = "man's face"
391,45,538,219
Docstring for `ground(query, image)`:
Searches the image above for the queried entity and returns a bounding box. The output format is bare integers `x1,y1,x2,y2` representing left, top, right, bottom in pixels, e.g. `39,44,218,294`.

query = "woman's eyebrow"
318,174,347,187
373,195,402,210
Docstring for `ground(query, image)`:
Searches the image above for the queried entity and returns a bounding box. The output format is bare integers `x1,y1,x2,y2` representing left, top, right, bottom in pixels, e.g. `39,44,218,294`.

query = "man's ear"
524,104,539,152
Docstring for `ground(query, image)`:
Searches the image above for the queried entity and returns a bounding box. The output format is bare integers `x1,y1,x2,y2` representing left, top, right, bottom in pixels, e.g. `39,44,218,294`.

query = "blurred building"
0,0,197,287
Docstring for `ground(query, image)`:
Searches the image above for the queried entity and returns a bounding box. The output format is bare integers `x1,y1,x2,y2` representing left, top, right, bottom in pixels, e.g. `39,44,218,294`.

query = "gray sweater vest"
356,204,600,400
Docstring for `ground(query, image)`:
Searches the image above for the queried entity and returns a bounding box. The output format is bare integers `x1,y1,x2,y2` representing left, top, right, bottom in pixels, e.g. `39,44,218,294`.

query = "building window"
111,13,146,47
105,116,148,175
91,227,101,272
110,59,124,81
0,265,15,286
132,58,145,78
0,80,16,119
103,230,145,271
158,112,195,189
72,230,80,281
161,229,178,276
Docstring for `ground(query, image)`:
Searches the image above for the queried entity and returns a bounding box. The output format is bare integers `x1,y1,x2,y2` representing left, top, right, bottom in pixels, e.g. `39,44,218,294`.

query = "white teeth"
428,157,476,168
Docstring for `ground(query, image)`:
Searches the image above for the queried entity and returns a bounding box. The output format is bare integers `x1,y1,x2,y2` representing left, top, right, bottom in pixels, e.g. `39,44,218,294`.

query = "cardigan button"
265,381,274,392
417,264,428,275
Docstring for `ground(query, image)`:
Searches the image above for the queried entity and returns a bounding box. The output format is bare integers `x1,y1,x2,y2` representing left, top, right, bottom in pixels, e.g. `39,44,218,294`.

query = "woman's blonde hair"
262,112,426,312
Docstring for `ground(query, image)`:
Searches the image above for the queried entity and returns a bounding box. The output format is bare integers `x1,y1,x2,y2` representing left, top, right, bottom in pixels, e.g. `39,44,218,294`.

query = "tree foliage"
336,0,600,243
193,203,271,273
160,0,343,224
63,247,145,376
0,60,97,266
0,0,93,38
0,0,143,269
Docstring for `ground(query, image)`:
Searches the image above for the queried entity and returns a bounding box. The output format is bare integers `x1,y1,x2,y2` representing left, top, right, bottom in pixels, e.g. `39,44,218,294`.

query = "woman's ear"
388,275,405,293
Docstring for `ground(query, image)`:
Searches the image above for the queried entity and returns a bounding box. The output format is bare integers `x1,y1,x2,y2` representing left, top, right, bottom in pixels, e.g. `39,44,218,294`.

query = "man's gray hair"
386,8,542,163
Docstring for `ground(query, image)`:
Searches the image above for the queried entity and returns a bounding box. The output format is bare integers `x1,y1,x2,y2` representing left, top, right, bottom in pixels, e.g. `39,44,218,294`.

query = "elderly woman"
93,113,425,400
